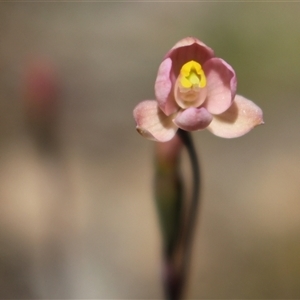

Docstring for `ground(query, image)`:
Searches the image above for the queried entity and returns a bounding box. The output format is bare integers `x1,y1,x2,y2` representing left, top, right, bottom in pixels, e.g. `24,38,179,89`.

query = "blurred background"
0,2,300,298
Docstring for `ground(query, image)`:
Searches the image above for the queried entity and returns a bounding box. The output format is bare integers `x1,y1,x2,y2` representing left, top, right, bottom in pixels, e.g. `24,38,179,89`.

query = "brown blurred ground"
0,2,300,299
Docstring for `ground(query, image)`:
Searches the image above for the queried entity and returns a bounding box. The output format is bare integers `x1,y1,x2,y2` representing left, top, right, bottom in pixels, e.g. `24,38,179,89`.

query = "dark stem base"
164,129,201,300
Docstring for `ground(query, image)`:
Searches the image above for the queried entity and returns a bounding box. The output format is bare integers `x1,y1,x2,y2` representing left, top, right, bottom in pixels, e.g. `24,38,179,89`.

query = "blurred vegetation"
0,2,300,298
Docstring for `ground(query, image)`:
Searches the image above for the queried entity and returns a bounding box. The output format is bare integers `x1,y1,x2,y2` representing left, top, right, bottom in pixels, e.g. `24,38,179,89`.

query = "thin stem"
176,129,201,298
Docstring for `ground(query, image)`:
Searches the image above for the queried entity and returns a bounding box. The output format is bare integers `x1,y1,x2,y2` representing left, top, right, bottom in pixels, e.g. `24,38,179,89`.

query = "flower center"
180,60,206,89
174,60,207,109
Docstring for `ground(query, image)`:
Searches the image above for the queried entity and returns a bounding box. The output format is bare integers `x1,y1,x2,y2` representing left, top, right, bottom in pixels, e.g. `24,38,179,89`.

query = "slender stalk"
176,129,201,299
156,130,200,300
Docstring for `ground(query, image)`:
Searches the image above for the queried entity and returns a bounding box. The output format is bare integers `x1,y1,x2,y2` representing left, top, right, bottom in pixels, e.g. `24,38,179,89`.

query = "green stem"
160,129,201,300
176,129,201,299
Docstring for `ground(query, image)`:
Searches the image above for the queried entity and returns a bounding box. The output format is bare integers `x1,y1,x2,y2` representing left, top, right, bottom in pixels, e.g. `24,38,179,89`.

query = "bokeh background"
1,2,300,299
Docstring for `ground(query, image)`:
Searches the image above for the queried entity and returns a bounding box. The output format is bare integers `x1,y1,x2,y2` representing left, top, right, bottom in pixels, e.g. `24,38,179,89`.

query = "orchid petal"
165,37,215,77
170,37,214,55
133,100,178,142
203,58,237,115
174,107,213,131
207,95,264,138
155,58,178,116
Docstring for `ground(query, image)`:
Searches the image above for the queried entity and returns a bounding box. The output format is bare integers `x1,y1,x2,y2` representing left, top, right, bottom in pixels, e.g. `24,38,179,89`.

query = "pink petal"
203,58,237,115
170,37,214,55
164,37,215,77
154,58,178,116
133,100,178,142
173,107,213,131
207,95,264,138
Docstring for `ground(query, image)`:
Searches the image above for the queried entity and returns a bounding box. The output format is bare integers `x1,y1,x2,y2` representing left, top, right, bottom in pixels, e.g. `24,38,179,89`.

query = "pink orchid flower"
133,37,263,142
